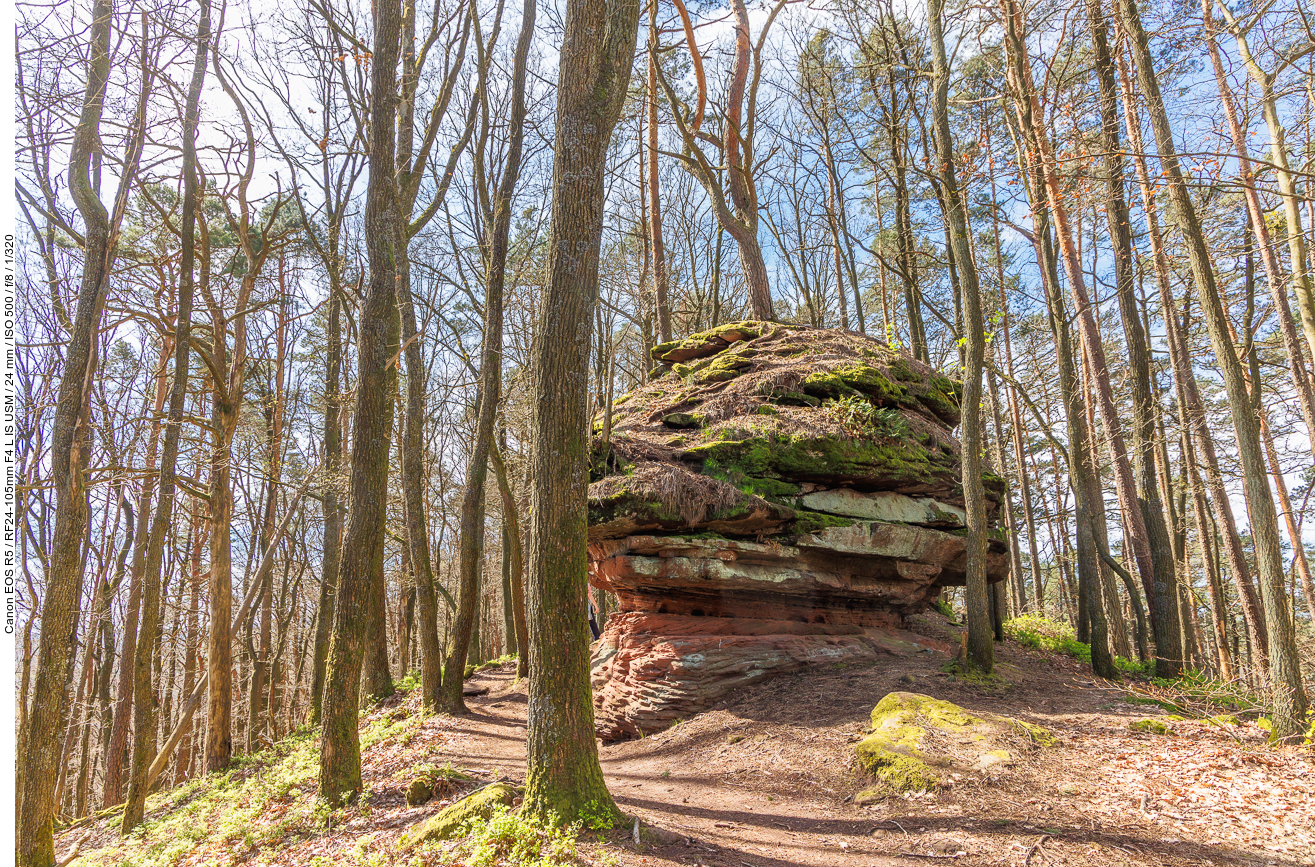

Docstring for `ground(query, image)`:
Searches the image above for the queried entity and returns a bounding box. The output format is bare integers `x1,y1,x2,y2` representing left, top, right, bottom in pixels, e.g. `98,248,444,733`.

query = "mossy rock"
1011,719,1059,746
406,777,434,806
399,783,518,849
652,321,762,364
662,412,705,429
1130,718,1174,735
682,430,959,493
854,693,1055,797
788,510,855,535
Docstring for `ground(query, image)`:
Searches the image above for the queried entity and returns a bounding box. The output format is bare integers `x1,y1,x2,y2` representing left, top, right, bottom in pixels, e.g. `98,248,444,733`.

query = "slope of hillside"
56,614,1312,867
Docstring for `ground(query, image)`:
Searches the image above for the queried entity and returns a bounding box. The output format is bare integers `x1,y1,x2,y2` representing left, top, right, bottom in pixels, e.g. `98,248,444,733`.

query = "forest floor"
58,612,1314,867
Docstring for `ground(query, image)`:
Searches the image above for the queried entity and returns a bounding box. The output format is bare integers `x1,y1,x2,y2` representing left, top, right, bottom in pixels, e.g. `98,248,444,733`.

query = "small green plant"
442,806,582,866
578,799,617,833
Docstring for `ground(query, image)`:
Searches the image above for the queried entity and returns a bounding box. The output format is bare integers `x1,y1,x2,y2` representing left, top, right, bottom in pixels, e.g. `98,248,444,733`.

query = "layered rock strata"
587,321,1009,739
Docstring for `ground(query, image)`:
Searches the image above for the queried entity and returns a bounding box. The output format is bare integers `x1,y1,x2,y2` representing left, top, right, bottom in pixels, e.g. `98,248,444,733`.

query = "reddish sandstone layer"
591,611,951,739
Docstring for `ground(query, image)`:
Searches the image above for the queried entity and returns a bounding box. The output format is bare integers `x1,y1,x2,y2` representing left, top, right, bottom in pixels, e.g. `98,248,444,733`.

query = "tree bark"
18,2,116,861
309,286,342,727
523,0,639,823
319,0,402,803
928,0,992,674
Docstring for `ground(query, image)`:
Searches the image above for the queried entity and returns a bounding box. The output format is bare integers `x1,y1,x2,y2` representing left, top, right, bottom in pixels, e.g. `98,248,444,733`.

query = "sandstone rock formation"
587,321,1009,739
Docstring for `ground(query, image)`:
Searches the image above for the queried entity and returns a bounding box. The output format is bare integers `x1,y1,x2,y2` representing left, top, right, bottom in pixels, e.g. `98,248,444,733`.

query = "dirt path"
443,629,1312,867
57,623,1313,867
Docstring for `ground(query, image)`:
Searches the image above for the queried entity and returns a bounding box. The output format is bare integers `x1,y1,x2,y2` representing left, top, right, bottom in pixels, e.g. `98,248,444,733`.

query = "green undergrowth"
73,706,426,867
1003,613,1151,677
413,804,615,867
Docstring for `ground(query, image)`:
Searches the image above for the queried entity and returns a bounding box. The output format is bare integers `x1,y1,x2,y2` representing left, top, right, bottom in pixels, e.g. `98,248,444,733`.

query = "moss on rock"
854,693,1056,797
1130,718,1174,735
399,783,518,849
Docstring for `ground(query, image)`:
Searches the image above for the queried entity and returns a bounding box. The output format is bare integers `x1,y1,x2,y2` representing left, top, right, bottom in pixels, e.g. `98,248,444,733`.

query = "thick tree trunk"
17,3,115,862
523,0,639,823
319,0,402,803
309,287,342,727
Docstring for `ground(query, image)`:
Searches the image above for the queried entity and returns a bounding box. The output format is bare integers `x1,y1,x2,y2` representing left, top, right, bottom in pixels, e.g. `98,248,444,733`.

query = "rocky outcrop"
587,322,1009,740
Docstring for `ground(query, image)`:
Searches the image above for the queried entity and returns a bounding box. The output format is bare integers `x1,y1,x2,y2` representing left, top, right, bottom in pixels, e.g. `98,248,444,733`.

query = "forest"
12,0,1315,863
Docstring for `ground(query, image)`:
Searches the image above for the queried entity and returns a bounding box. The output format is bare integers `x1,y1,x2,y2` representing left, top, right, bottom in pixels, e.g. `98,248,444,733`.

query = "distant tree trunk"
399,269,443,712
490,440,528,677
1002,0,1167,674
1201,0,1315,448
1184,432,1233,680
647,16,671,342
441,0,534,714
1005,99,1116,677
928,0,991,675
1114,56,1269,668
522,0,639,824
319,0,402,804
175,506,205,785
1085,0,1180,674
987,373,1025,616
1116,0,1307,738
1215,0,1315,392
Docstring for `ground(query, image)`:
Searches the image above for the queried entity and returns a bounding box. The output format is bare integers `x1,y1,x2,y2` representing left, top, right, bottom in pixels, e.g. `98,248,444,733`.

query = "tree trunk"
647,18,671,342
523,0,639,824
1114,55,1270,668
928,0,992,675
319,0,402,803
18,2,115,861
122,2,208,831
441,0,535,713
1116,0,1307,737
309,286,342,727
1085,0,1180,674
490,440,529,677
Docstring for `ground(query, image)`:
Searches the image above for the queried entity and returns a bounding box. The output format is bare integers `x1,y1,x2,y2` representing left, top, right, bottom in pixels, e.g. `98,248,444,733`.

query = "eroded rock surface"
588,321,1009,740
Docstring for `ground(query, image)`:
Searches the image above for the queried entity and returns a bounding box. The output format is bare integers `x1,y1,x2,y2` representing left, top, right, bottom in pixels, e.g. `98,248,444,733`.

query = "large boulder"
587,322,1009,739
